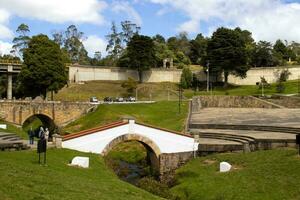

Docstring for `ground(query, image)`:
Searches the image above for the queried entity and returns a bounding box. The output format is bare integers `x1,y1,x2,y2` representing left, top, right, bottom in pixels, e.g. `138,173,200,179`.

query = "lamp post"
206,61,210,92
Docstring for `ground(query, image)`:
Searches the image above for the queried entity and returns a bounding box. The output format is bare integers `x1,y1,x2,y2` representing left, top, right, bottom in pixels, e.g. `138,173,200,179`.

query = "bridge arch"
102,134,161,175
22,114,57,135
102,133,161,156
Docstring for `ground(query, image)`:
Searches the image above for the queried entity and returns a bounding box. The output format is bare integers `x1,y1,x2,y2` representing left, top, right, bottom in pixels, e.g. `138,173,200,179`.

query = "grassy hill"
52,80,300,102
171,148,300,200
53,81,181,102
63,101,188,134
0,149,161,200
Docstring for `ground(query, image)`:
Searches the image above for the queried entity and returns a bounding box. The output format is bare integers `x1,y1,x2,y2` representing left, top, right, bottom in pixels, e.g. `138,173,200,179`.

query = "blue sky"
1,0,300,57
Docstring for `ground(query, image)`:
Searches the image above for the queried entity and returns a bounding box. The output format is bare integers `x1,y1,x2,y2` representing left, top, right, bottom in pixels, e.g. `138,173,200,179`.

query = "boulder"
220,161,231,172
70,156,89,168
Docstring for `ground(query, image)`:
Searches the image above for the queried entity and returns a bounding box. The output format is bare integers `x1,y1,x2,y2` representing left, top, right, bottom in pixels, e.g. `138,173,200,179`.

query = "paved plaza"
191,108,300,128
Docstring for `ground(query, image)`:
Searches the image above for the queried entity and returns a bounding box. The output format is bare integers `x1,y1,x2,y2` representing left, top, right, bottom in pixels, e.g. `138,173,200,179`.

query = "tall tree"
64,25,89,64
11,23,30,56
207,27,248,87
189,33,207,64
120,20,140,44
106,22,123,60
18,34,67,98
126,35,156,82
250,41,274,67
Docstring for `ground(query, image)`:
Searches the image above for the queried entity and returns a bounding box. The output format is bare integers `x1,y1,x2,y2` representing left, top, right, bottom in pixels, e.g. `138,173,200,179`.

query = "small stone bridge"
61,120,198,179
0,100,95,128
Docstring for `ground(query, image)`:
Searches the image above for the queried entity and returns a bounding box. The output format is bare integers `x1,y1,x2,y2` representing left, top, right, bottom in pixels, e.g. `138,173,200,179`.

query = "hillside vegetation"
52,80,300,102
0,149,161,200
63,101,188,134
171,148,300,200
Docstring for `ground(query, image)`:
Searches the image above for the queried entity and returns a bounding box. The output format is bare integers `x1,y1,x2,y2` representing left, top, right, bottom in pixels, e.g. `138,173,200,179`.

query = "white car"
89,97,99,104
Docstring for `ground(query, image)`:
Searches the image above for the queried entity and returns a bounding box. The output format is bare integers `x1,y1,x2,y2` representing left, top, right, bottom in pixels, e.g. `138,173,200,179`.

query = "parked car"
126,96,136,102
89,96,99,104
104,97,113,102
115,97,124,102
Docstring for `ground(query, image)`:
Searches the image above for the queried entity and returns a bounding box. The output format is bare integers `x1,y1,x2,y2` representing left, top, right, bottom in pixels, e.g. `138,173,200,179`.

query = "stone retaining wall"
194,96,279,108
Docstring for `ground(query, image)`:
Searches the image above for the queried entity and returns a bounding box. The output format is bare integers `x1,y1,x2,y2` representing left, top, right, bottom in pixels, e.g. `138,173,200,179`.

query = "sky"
0,0,300,57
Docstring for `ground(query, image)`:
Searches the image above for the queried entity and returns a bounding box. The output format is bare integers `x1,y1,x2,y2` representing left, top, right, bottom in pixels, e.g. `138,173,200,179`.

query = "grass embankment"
0,149,161,200
171,149,300,200
0,117,42,139
63,101,188,134
53,81,180,102
184,80,300,98
53,80,300,102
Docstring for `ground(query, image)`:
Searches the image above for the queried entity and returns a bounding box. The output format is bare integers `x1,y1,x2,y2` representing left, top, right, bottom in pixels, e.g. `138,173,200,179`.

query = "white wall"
62,120,198,155
68,65,182,83
227,66,300,85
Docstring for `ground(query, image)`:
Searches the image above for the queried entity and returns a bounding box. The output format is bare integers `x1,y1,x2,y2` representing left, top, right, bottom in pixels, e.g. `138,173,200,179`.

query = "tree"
106,22,123,61
250,41,274,67
120,20,140,44
18,34,67,98
180,67,193,89
189,33,207,64
153,34,165,44
12,23,31,56
126,35,156,82
121,77,137,96
206,27,248,87
64,25,89,64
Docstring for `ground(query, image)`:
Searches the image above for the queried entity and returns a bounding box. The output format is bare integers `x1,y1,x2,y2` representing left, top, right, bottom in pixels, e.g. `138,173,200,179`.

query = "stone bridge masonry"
0,100,95,127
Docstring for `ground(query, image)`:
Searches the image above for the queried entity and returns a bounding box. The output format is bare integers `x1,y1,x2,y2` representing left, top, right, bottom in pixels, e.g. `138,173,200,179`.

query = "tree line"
1,21,300,98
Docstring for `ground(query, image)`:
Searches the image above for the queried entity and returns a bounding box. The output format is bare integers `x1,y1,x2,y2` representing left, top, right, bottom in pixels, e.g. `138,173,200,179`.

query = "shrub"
180,67,193,89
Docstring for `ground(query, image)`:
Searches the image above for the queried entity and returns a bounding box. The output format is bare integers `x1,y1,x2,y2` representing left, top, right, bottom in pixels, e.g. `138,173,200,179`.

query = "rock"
220,161,231,172
70,156,89,168
0,124,7,129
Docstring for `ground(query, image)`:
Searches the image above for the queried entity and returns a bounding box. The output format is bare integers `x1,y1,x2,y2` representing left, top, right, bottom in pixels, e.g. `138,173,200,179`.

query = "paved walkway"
191,108,300,128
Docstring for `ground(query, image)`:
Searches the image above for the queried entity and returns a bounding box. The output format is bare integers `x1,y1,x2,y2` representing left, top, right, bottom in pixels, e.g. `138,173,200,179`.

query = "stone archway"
22,114,58,136
102,134,161,174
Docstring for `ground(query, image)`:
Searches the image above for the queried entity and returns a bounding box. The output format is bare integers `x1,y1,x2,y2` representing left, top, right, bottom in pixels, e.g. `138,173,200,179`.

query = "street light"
206,61,210,92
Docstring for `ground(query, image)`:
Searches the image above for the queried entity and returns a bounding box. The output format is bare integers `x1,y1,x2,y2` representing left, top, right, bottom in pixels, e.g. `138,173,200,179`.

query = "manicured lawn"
63,101,188,134
0,149,161,200
171,149,300,200
184,80,300,98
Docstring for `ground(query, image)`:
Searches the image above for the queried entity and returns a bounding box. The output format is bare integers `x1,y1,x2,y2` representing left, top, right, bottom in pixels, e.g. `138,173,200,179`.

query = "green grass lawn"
171,148,300,200
63,101,188,134
184,80,300,98
0,148,161,200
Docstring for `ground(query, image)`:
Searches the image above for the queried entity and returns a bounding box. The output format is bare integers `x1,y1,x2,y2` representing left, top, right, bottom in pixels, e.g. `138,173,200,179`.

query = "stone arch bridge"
0,100,95,128
62,120,198,179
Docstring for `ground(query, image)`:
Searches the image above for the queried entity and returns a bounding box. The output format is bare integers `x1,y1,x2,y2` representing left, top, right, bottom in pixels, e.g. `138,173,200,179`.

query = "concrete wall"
69,65,182,83
228,66,300,85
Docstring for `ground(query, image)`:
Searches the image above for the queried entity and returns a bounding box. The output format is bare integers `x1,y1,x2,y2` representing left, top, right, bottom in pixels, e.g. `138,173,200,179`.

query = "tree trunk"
224,71,229,88
138,70,143,83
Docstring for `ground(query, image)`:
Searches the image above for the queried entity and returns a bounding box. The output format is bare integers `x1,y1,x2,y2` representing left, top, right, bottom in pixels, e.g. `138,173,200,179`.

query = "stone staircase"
0,132,28,151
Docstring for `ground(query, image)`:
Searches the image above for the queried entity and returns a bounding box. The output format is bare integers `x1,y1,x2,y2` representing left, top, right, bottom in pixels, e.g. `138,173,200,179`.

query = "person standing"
38,126,45,139
28,127,35,145
44,128,49,142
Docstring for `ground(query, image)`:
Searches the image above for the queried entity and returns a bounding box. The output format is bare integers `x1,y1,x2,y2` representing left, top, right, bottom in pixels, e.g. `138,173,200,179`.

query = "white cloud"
0,40,12,55
0,0,107,25
0,9,13,39
83,35,107,57
112,1,142,25
149,0,300,42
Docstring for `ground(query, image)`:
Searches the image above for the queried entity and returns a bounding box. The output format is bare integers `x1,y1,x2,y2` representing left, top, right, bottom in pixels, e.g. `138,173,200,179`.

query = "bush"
137,177,177,199
180,67,193,89
121,78,137,97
